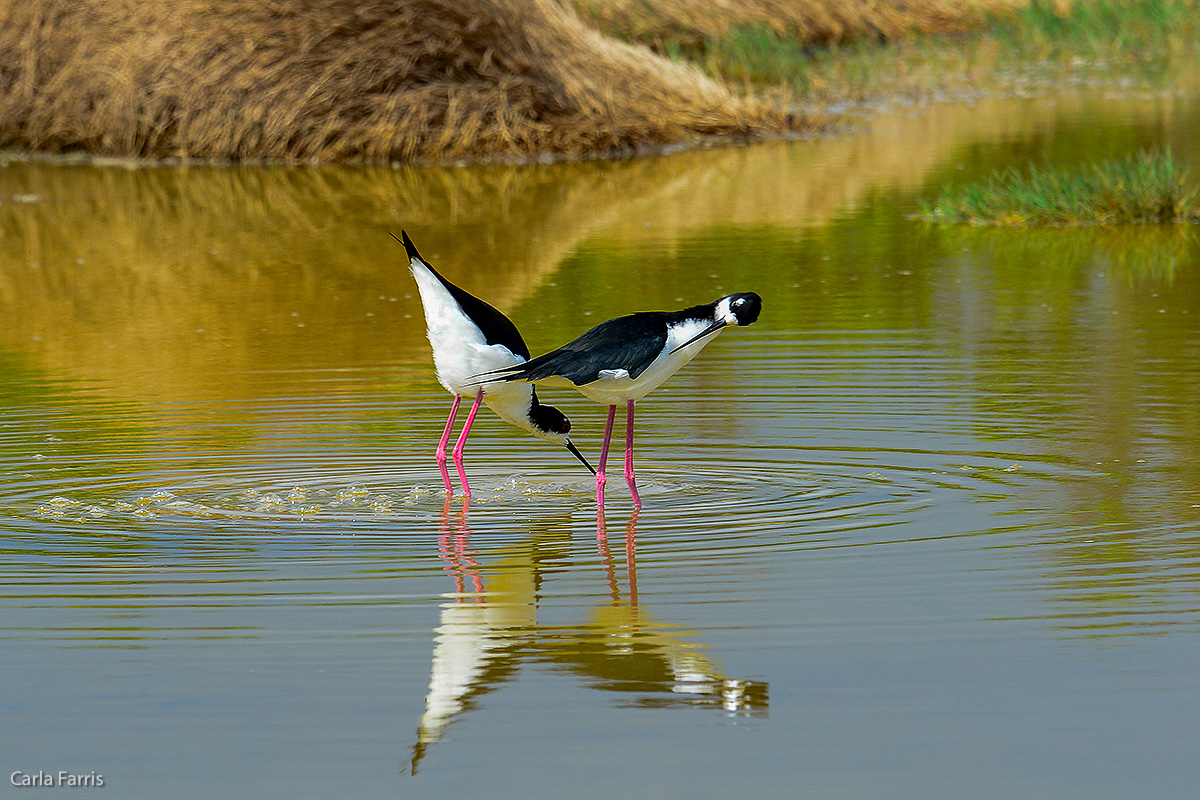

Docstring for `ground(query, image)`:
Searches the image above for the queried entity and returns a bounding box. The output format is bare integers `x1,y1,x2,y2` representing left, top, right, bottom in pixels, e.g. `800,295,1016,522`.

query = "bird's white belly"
478,379,537,434
427,329,523,394
427,330,538,433
575,340,711,405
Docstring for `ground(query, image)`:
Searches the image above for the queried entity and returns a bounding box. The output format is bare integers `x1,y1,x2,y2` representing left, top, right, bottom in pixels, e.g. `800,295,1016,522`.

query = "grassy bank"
918,149,1200,225
580,0,1200,106
0,0,1196,164
569,0,1027,67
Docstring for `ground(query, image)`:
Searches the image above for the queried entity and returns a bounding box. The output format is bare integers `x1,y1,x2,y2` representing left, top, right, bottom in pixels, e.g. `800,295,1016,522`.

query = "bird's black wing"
480,313,668,386
395,230,531,359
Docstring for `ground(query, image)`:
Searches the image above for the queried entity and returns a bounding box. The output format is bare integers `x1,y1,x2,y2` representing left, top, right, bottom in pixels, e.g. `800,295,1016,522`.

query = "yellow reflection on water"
2,85,1197,409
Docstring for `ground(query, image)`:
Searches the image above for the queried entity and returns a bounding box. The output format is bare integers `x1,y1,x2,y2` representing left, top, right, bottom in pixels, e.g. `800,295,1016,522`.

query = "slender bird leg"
624,399,641,507
451,389,484,497
436,395,462,495
596,404,617,506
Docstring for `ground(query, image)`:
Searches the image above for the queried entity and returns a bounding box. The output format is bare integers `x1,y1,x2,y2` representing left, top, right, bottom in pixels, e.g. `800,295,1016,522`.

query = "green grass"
659,0,1200,101
917,148,1200,225
701,24,816,88
1002,0,1193,56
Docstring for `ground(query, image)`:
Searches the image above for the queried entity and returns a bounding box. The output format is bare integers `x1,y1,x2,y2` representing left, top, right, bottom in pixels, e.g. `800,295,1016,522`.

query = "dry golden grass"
0,0,1073,164
0,0,799,163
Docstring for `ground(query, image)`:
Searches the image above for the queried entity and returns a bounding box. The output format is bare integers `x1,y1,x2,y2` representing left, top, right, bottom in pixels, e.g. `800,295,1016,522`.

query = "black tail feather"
389,229,422,263
467,363,531,386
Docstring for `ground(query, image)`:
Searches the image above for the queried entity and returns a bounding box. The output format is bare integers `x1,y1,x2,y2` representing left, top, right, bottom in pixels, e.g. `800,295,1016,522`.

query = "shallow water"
3,78,1200,798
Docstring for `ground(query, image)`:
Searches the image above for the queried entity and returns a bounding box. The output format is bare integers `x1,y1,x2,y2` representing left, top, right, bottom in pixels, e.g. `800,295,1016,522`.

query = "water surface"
2,76,1200,799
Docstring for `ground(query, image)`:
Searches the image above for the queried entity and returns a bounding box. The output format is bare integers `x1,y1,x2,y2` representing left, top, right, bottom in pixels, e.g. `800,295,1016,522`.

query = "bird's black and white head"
717,292,762,328
673,292,762,353
529,400,595,475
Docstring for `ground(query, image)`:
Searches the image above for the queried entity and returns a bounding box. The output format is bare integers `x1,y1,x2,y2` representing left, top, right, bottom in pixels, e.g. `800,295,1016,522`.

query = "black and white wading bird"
474,292,762,506
395,231,594,496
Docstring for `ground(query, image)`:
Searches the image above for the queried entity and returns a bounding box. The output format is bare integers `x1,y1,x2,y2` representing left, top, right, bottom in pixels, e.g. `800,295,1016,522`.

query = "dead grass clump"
0,0,793,164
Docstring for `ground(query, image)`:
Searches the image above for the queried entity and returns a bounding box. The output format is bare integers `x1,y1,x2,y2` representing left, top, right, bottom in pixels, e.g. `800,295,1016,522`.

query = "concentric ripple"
4,387,1065,546
2,336,1094,563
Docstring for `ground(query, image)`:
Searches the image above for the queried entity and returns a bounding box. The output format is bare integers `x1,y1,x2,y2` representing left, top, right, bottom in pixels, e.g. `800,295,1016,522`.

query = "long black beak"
671,320,727,354
566,439,596,475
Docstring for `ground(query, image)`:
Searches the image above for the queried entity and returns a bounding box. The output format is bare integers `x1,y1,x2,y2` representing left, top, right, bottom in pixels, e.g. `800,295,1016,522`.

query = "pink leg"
596,404,617,506
624,399,641,507
436,395,462,495
451,390,484,497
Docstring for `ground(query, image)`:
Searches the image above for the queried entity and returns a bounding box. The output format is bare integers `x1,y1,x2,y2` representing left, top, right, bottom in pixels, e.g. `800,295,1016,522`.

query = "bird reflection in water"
408,501,768,774
436,497,484,598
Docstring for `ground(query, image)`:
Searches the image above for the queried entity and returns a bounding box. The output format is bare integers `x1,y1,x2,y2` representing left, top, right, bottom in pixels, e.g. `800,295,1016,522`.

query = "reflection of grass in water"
936,220,1198,283
1102,225,1199,282
917,149,1200,226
